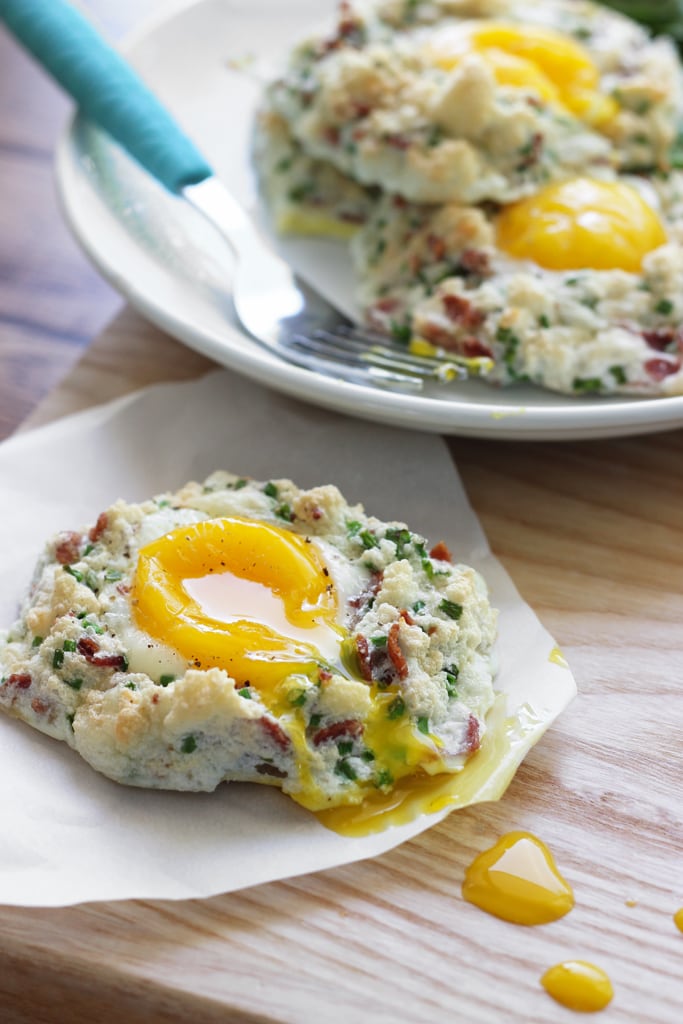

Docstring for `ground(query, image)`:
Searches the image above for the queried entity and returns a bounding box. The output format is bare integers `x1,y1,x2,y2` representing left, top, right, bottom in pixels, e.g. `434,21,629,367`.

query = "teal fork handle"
1,0,213,193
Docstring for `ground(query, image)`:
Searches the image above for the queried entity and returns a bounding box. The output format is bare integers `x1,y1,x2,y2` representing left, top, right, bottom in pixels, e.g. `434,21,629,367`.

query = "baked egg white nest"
0,472,497,813
255,0,683,397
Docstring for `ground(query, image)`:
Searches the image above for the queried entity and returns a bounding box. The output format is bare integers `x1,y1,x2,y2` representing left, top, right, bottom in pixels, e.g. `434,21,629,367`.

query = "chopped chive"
334,758,357,781
390,320,411,345
375,768,394,788
263,481,278,498
445,666,459,698
66,713,75,729
385,527,413,559
125,682,136,690
655,298,674,316
359,529,379,550
82,619,105,635
362,749,376,762
181,735,197,754
412,600,426,614
238,687,252,699
538,314,550,328
66,678,83,691
156,499,171,508
417,716,429,735
371,635,387,648
64,566,83,583
159,674,175,687
52,650,65,670
275,503,293,521
104,568,123,582
346,520,361,536
309,713,322,728
85,572,100,593
31,636,43,648
232,478,248,490
572,376,603,394
63,639,77,653
387,696,405,720
82,544,95,556
337,740,353,755
609,365,627,385
287,688,307,707
439,599,463,620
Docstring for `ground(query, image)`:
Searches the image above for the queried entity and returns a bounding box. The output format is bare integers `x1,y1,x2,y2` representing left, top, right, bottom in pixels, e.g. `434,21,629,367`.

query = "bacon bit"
392,194,409,209
351,101,371,119
466,714,480,753
310,505,323,521
442,294,484,329
375,296,401,314
260,717,291,751
116,583,131,596
338,210,366,224
4,673,31,689
645,357,681,381
463,337,494,358
459,249,491,277
55,532,82,566
88,512,108,543
348,572,383,628
642,327,682,352
256,762,288,778
516,132,543,170
427,233,446,261
387,622,408,680
419,321,457,349
356,635,373,682
312,719,363,746
76,637,126,670
319,669,333,683
151,693,159,705
324,126,340,146
30,698,49,715
429,541,452,562
400,608,416,626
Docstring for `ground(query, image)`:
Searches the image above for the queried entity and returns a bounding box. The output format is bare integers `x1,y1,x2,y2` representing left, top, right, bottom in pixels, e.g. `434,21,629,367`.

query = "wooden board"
1,307,681,1023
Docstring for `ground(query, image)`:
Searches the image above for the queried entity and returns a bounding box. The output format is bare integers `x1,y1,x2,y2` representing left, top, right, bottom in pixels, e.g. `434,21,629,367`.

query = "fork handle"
1,0,212,193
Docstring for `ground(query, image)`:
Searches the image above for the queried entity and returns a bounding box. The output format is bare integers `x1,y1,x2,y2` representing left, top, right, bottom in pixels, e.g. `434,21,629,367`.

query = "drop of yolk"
541,960,614,1013
674,908,683,932
132,517,341,696
496,177,667,272
461,830,574,925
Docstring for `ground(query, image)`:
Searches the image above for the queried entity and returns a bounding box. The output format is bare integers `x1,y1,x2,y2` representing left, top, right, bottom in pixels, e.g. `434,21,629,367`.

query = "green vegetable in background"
599,1,683,45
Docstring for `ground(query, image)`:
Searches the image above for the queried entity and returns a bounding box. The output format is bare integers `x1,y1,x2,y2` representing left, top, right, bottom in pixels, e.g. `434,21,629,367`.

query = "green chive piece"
412,600,426,614
362,749,376,762
125,682,136,691
335,759,357,781
359,529,379,550
238,687,252,699
538,314,550,328
263,482,278,498
439,599,463,620
181,735,197,754
337,740,353,755
309,713,322,729
52,650,65,669
609,365,627,385
387,696,406,720
63,639,77,653
66,678,83,691
417,716,429,735
64,566,83,583
232,478,248,490
159,674,175,687
104,568,123,582
275,503,292,521
375,768,394,789
655,298,674,316
287,688,307,708
371,635,387,648
572,376,603,394
31,636,43,648
82,544,95,556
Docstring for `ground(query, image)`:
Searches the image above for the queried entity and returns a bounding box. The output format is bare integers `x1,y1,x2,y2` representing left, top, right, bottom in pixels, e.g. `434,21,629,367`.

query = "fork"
2,0,487,393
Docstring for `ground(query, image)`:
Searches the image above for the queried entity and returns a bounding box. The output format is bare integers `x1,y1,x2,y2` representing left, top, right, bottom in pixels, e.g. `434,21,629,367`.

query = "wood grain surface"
1,3,683,1022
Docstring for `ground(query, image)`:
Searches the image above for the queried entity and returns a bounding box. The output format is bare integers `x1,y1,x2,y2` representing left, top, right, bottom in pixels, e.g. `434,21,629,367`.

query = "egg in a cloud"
0,472,497,822
257,0,683,396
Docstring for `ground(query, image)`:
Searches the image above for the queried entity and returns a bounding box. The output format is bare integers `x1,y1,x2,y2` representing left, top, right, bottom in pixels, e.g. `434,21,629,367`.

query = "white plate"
56,0,683,440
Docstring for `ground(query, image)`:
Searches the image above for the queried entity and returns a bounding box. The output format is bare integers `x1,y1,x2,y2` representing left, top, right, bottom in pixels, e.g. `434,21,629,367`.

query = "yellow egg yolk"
541,961,614,1012
461,830,575,925
427,21,617,127
496,177,667,272
132,517,342,697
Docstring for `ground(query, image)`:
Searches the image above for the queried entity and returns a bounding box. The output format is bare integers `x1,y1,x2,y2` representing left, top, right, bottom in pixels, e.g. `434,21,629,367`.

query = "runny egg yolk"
132,517,342,696
427,22,617,127
496,177,667,272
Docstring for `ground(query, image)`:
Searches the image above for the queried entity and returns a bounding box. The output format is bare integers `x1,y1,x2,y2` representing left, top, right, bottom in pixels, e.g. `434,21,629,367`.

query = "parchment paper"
0,370,575,906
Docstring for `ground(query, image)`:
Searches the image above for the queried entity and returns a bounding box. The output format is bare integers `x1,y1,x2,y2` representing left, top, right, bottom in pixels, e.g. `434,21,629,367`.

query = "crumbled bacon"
429,541,452,562
30,698,48,715
260,717,291,750
55,532,82,566
645,357,681,381
312,719,363,746
442,294,484,329
348,572,383,626
466,714,480,753
399,608,416,627
385,133,411,150
88,512,108,543
256,762,287,778
642,327,683,353
4,673,31,689
76,636,127,670
463,338,494,358
427,234,446,261
318,669,333,683
387,621,408,680
459,249,491,277
356,634,373,682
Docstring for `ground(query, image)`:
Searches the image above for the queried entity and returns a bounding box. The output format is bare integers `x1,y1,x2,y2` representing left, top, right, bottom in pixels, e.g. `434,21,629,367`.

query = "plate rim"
54,0,683,441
